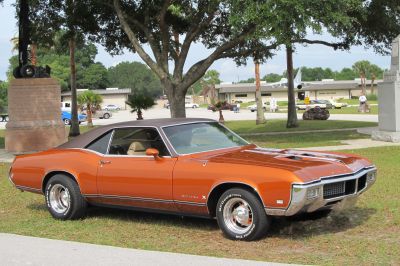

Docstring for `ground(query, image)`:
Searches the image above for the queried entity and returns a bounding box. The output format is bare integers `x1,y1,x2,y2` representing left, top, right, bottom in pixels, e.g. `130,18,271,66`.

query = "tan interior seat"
127,141,150,155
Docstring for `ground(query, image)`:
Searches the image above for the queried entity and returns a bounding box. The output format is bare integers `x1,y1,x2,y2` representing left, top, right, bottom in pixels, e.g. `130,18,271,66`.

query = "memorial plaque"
5,78,67,153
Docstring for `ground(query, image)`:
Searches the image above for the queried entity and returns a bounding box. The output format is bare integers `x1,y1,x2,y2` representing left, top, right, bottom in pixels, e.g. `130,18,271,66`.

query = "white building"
215,79,381,103
61,88,131,110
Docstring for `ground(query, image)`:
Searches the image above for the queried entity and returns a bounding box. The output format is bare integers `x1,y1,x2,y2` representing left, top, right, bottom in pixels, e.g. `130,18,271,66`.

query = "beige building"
216,79,381,103
61,88,131,110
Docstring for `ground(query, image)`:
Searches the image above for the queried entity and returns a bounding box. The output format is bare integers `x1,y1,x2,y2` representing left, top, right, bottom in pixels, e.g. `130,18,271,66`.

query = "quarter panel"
12,149,100,194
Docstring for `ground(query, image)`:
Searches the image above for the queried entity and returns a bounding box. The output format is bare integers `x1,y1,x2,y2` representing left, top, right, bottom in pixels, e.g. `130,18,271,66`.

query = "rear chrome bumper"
265,166,377,216
8,166,16,187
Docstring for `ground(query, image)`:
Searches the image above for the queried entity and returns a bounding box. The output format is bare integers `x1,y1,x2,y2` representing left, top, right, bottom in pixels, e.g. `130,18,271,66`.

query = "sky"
0,0,393,83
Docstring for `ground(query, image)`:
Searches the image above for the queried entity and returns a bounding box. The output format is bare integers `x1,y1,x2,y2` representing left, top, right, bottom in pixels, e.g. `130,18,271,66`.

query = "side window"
85,131,113,154
108,127,170,156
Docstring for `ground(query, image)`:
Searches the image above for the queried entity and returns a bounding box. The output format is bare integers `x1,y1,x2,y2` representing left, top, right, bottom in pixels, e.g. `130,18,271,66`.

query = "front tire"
63,119,71,125
103,113,110,119
45,175,87,220
216,188,270,241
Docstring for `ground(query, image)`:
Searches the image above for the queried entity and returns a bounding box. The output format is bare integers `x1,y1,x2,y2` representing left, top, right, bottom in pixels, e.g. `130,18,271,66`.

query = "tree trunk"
286,45,299,128
69,37,80,136
87,103,93,127
30,44,37,66
173,32,180,55
371,73,376,95
165,83,186,118
137,109,143,120
254,59,266,125
359,73,369,113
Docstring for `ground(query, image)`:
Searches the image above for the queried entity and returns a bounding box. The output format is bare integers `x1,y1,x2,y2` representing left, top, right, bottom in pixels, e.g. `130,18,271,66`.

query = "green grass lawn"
1,145,399,265
328,105,378,115
246,130,369,149
293,105,379,115
337,98,378,105
225,119,377,134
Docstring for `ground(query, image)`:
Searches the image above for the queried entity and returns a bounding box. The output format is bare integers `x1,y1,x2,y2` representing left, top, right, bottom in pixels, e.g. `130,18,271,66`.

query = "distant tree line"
237,60,385,83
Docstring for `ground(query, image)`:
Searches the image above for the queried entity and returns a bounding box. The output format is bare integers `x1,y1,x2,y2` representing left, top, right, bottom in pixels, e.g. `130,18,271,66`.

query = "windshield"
163,122,248,154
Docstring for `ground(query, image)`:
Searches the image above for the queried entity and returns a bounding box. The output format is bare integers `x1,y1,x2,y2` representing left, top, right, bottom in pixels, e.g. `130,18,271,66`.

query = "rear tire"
103,113,110,119
45,175,87,220
216,188,270,241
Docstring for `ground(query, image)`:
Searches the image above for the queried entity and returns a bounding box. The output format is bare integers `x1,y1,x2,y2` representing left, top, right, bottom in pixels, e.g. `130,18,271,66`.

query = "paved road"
0,233,293,266
0,107,378,129
88,108,379,127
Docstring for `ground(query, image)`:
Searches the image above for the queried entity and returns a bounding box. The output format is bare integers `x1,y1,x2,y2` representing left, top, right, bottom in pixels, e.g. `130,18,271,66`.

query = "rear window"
85,131,113,154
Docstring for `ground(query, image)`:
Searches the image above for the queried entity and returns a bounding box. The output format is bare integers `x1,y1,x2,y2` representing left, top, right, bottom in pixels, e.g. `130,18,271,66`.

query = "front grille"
323,175,367,199
324,182,345,199
358,175,367,191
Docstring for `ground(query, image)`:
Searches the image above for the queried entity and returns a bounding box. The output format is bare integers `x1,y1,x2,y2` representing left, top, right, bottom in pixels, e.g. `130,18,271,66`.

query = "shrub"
367,94,378,101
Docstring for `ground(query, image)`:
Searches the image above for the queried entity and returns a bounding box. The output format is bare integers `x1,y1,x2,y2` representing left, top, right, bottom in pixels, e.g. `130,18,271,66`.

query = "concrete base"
5,78,67,153
371,130,400,143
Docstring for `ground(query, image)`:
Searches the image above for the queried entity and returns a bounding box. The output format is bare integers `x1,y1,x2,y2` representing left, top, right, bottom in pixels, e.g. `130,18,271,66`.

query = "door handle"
100,160,111,165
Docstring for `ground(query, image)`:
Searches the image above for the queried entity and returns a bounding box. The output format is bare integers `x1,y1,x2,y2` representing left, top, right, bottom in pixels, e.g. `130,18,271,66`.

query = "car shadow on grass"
268,207,376,239
26,203,376,238
85,205,220,232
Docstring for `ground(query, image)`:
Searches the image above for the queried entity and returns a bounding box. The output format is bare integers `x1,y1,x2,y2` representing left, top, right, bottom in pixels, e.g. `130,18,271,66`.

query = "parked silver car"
83,110,112,119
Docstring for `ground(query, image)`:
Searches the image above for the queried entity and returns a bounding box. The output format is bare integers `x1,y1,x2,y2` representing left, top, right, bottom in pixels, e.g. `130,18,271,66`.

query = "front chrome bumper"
265,166,377,216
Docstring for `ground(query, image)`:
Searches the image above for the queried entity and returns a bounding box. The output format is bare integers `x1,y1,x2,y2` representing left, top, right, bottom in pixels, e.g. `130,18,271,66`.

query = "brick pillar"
5,78,67,153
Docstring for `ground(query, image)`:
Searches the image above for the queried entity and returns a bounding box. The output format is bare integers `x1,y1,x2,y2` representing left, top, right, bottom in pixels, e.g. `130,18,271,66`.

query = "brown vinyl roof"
58,118,216,150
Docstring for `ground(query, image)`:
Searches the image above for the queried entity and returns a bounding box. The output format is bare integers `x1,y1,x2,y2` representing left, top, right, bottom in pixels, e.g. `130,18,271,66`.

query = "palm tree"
125,92,156,120
77,90,103,127
214,101,227,124
254,58,266,125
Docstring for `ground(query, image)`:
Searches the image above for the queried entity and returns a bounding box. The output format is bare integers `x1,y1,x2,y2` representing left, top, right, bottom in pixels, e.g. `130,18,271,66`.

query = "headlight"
292,185,307,203
306,186,321,199
367,170,377,183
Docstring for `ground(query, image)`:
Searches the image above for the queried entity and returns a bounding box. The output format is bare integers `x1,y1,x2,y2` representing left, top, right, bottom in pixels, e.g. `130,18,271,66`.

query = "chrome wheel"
223,198,253,235
49,184,71,214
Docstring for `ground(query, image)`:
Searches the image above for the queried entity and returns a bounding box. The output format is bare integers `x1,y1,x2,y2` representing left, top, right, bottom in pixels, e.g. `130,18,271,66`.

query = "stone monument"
372,35,400,142
5,78,67,153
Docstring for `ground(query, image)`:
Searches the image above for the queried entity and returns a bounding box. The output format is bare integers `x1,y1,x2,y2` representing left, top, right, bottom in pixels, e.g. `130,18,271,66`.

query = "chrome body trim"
206,181,265,214
83,194,207,206
41,169,79,193
83,125,175,157
8,166,16,187
66,148,173,159
105,129,115,155
296,165,376,185
15,185,42,194
264,167,377,216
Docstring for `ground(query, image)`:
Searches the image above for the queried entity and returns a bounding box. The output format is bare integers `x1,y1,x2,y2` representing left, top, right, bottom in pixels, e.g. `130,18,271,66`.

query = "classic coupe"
8,118,376,240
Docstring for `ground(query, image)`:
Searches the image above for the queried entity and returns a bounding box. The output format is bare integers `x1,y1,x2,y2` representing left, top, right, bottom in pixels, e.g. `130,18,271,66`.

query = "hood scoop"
244,148,346,165
280,155,303,161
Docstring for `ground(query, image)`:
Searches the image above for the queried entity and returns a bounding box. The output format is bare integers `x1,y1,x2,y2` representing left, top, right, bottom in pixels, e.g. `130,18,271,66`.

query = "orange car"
9,118,377,240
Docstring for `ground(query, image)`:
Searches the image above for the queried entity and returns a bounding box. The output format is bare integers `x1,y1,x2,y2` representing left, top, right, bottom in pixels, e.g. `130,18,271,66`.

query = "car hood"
193,145,372,183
